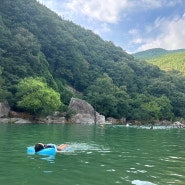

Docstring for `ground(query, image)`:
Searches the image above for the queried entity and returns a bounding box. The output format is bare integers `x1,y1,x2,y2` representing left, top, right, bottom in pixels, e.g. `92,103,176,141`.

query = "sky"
37,0,185,53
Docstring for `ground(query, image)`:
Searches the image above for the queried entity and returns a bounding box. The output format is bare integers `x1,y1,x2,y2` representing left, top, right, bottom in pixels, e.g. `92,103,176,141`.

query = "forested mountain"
147,52,185,76
1,0,185,121
133,48,185,60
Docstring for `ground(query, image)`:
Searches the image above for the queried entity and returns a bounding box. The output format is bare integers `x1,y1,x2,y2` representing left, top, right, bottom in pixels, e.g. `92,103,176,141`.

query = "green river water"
0,123,185,185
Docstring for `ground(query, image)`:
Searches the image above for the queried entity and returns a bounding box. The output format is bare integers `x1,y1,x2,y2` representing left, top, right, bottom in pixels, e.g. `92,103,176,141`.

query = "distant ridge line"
133,48,185,60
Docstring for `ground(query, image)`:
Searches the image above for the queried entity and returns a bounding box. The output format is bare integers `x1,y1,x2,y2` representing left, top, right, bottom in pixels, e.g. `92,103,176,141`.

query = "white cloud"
129,29,141,36
166,0,183,7
38,0,183,25
37,0,58,9
138,0,183,9
37,0,185,52
137,15,185,51
94,23,111,34
138,0,163,8
67,0,130,23
66,0,179,23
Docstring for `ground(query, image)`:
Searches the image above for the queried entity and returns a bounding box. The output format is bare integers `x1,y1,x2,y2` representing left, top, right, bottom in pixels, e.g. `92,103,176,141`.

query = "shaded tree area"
0,0,185,121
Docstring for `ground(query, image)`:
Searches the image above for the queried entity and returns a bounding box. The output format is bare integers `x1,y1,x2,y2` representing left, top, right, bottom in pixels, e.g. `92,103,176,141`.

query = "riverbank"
1,115,184,129
1,99,185,127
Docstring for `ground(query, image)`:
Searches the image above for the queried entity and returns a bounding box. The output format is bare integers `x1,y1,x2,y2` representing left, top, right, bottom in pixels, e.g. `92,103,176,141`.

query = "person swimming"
34,143,68,153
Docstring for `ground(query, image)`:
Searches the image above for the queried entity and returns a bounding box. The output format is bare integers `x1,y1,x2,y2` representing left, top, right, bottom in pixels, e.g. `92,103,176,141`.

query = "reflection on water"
68,142,110,153
0,123,185,185
132,180,156,185
28,154,56,163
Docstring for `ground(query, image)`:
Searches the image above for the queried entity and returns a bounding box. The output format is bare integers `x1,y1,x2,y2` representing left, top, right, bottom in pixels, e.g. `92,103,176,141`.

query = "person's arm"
57,144,68,151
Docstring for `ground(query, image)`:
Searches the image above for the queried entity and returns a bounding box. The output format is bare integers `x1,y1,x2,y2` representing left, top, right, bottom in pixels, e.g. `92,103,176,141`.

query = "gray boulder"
0,101,10,118
68,98,105,124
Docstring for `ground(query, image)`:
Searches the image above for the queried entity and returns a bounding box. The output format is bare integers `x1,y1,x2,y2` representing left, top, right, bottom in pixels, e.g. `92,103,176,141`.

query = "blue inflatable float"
27,145,73,156
27,146,56,155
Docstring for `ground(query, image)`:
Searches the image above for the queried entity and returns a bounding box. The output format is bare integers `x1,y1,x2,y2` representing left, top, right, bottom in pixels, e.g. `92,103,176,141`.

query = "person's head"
34,143,45,152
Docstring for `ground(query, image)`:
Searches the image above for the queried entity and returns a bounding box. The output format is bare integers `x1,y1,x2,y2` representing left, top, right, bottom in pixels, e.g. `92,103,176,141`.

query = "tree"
0,67,11,101
140,100,161,121
85,74,118,117
16,77,61,116
0,67,4,100
138,95,173,121
115,87,130,119
156,95,174,120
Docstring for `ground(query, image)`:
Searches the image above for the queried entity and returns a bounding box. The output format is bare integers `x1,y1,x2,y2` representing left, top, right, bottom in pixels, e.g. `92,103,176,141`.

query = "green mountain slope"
133,48,185,60
147,52,185,76
1,0,185,121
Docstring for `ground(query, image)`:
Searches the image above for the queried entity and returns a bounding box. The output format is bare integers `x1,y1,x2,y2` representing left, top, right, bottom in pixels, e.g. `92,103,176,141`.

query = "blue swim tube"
27,146,56,155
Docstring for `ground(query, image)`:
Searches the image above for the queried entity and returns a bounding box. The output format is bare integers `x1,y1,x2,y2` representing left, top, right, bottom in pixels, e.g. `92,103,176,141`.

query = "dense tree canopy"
16,77,61,116
0,0,185,121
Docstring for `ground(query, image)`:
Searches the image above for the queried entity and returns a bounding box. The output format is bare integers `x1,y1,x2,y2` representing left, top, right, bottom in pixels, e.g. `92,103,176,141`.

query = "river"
0,123,185,185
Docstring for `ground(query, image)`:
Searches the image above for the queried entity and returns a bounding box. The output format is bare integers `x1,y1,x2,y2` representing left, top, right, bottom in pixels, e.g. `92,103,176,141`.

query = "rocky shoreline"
0,98,185,128
0,117,184,129
0,98,105,124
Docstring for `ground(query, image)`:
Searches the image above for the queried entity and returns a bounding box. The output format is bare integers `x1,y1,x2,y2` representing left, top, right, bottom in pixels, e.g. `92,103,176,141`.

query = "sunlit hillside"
147,52,185,75
133,48,185,60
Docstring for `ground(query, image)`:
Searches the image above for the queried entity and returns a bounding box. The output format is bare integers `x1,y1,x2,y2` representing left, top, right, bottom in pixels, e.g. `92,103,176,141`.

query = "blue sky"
37,0,185,53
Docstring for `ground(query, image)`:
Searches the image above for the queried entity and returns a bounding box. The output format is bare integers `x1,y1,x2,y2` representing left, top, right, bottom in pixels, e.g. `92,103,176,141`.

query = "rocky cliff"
68,98,105,124
0,101,10,118
0,98,105,124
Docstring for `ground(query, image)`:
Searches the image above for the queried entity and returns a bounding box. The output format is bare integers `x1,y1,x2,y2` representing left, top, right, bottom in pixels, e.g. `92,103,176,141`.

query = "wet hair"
34,143,45,152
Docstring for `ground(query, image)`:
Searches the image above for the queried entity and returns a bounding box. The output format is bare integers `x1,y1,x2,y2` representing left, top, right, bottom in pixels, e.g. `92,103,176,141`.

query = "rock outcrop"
44,116,66,124
68,98,105,124
0,98,106,124
0,101,10,118
0,118,32,124
106,117,126,124
173,121,185,128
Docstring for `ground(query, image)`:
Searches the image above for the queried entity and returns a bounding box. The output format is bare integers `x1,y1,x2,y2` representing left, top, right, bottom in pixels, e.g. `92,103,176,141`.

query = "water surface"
0,123,185,185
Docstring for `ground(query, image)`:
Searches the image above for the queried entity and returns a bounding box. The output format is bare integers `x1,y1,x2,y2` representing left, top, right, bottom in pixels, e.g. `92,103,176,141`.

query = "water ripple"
132,180,156,185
